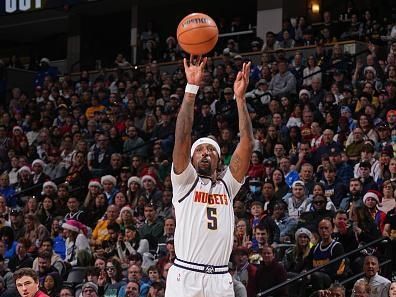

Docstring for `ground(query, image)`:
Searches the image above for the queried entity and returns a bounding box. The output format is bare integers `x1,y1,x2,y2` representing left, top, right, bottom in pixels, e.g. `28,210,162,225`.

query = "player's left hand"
233,62,251,101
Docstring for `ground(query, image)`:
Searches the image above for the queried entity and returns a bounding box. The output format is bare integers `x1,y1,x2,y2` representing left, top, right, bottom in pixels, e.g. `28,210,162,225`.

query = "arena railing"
67,40,368,82
256,236,392,297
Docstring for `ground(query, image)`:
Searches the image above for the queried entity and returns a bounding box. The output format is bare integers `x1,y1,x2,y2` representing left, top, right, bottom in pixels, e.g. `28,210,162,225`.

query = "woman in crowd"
85,193,108,228
116,206,135,230
62,219,90,266
116,224,149,262
114,192,128,210
65,151,91,193
37,196,58,231
23,196,39,215
23,213,49,254
98,257,126,297
350,205,381,245
271,169,289,200
380,180,396,213
43,273,61,297
126,176,142,208
247,151,265,179
234,218,251,248
0,226,17,259
303,55,321,87
83,179,103,209
283,228,313,297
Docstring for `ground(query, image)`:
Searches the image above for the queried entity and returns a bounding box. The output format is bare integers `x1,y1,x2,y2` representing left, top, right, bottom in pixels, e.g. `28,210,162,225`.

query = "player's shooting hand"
233,62,251,101
183,55,207,85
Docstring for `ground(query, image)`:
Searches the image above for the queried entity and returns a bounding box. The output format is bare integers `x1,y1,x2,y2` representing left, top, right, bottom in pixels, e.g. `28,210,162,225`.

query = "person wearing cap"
81,282,99,297
123,126,147,158
167,57,253,297
268,57,296,98
245,79,271,106
376,122,392,150
215,87,237,125
9,208,25,240
283,180,309,220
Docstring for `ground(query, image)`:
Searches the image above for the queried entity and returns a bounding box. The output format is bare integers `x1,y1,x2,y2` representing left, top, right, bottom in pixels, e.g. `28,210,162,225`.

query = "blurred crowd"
0,6,395,297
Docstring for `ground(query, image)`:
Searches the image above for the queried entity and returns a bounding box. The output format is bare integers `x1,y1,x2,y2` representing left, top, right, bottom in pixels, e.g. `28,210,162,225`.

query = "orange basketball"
177,13,218,55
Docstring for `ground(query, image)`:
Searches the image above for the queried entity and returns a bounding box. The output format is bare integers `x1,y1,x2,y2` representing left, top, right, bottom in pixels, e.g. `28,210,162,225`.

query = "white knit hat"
299,89,311,99
101,175,117,185
295,227,312,241
17,166,31,175
190,137,221,158
43,181,57,191
128,176,142,188
32,159,46,168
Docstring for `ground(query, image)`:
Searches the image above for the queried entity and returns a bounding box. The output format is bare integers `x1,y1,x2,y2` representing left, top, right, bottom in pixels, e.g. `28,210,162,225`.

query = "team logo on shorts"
204,265,215,274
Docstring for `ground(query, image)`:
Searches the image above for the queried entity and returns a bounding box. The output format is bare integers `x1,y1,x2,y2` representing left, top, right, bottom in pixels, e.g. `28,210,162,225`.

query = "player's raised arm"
173,56,207,174
229,62,254,182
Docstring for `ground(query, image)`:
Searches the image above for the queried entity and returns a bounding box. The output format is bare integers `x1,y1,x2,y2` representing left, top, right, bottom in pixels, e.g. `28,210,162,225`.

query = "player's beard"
197,158,212,176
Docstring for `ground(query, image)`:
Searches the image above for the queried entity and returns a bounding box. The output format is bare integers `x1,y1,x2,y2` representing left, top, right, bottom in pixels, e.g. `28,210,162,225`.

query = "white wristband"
185,83,199,94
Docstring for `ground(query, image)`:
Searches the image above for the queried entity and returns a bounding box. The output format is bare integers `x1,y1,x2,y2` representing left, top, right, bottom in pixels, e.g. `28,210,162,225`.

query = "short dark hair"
107,223,121,233
38,251,52,260
41,237,53,247
14,268,39,283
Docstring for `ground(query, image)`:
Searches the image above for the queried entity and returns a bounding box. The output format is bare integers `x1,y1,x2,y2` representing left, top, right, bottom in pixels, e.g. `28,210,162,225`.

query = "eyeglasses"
106,266,115,271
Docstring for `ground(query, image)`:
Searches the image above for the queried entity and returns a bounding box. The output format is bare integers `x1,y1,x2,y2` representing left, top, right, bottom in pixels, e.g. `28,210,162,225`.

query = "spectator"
268,58,297,98
14,268,46,297
62,219,90,266
255,245,288,297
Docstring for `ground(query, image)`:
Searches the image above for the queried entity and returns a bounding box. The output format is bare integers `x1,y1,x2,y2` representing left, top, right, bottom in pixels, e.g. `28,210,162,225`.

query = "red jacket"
34,290,50,297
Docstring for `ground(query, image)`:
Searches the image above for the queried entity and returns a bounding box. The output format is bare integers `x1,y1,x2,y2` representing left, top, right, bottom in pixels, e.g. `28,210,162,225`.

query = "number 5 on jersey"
207,207,217,230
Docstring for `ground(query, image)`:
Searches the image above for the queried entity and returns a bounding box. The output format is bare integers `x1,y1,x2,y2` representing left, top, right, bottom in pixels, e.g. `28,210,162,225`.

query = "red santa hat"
141,174,156,185
88,178,102,188
62,219,88,236
363,190,382,206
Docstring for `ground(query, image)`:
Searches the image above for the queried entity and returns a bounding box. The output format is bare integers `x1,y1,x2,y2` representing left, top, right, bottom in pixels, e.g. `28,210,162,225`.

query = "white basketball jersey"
171,162,243,266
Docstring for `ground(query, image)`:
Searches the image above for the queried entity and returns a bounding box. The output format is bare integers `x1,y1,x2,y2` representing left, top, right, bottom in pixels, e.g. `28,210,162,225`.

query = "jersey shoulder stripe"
217,178,231,202
177,176,199,203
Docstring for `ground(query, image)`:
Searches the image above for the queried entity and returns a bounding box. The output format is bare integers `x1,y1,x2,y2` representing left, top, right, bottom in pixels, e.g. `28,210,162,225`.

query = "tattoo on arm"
230,154,242,173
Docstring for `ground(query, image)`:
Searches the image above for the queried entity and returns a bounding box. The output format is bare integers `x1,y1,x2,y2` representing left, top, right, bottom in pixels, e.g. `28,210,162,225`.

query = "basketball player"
165,55,253,297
